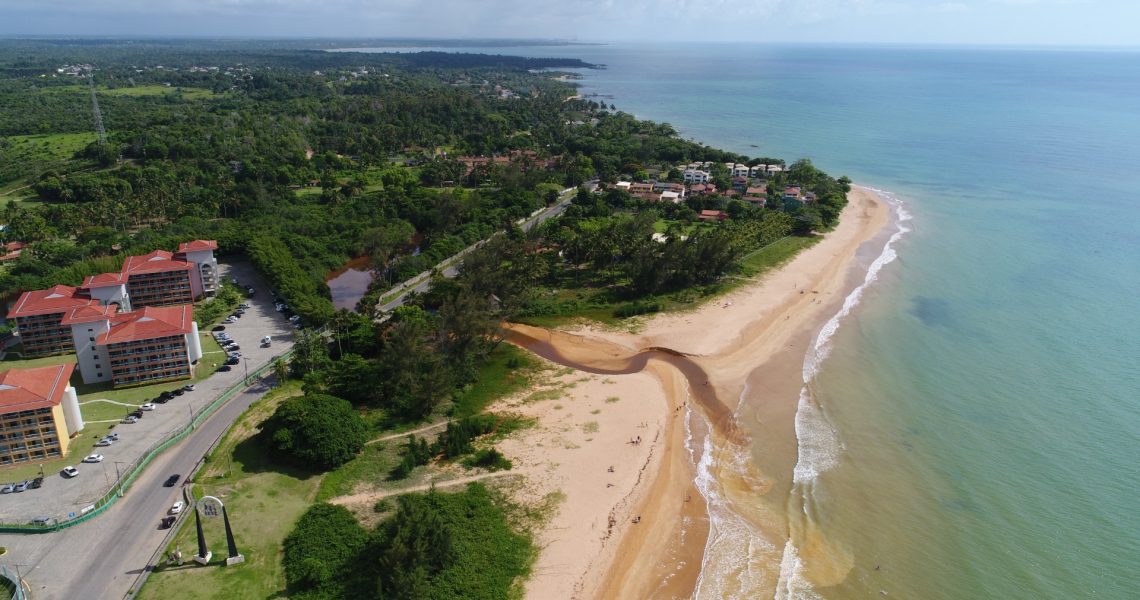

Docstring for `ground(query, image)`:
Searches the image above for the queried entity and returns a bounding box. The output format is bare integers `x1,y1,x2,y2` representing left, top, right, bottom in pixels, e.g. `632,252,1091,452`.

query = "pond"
326,256,375,312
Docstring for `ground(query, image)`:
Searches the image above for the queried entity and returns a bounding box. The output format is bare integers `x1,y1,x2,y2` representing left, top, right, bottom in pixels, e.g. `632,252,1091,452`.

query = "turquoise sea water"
356,43,1140,597
561,43,1140,599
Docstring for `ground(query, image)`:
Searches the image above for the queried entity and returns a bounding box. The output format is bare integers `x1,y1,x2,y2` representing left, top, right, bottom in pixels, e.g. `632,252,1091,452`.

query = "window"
89,337,95,342
95,364,101,369
97,372,103,378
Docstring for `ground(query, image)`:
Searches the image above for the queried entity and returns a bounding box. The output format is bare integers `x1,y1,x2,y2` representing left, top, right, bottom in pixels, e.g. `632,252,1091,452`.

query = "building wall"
87,284,131,312
14,313,74,357
0,406,65,467
127,270,194,308
61,386,83,439
72,320,113,385
107,334,193,388
184,250,219,296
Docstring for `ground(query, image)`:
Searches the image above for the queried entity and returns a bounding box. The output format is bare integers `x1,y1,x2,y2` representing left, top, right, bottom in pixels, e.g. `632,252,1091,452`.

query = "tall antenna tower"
88,73,107,146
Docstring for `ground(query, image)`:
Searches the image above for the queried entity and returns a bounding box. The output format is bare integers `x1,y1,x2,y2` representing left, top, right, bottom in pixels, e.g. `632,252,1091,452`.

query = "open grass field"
41,85,221,100
138,382,318,600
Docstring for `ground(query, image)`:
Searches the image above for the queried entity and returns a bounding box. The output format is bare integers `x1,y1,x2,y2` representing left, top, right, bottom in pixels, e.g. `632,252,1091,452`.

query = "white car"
95,438,113,447
140,403,156,411
170,501,184,515
62,466,79,478
83,453,104,463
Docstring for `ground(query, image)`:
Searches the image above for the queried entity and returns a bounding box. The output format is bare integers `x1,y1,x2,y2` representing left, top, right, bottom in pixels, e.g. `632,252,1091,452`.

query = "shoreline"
503,186,893,598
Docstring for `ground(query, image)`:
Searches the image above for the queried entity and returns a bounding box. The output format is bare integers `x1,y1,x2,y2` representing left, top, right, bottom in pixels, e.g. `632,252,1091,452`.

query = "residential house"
745,186,768,208
732,176,749,193
683,169,711,184
698,210,729,223
7,286,103,357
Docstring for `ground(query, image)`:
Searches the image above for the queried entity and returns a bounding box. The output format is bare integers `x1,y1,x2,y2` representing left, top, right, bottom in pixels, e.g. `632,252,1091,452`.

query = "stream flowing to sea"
346,43,1140,597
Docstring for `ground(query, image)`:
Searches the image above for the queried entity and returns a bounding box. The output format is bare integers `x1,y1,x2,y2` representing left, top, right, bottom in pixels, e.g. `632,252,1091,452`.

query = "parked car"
172,388,185,397
222,317,236,324
122,415,139,424
170,501,184,515
106,432,120,441
0,483,14,493
217,365,232,372
159,391,175,400
163,474,181,487
83,454,104,463
239,302,251,309
95,438,113,447
32,516,54,526
182,384,196,392
224,344,240,351
154,397,170,405
225,357,240,366
129,409,144,418
14,480,29,492
140,403,156,411
289,315,301,323
30,477,43,489
160,516,177,529
230,276,239,285
228,351,242,358
211,325,225,332
246,287,256,295
61,466,79,478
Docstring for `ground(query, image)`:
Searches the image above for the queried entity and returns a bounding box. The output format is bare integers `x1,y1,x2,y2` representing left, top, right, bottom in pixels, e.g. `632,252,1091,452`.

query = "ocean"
353,43,1140,597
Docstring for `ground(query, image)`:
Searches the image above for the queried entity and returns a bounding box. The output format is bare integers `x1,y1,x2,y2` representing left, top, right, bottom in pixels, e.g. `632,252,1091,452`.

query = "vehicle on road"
163,474,181,487
106,432,120,441
129,409,143,418
239,302,251,309
224,344,240,351
0,483,14,493
159,516,176,529
32,516,54,526
222,317,236,324
172,388,185,396
140,403,156,411
170,501,184,515
159,391,175,400
217,365,232,372
182,384,196,392
289,315,301,323
212,325,225,331
83,454,104,463
225,357,240,365
14,480,30,492
95,438,113,447
30,477,43,489
122,415,139,424
61,466,79,478
261,335,272,347
246,287,255,295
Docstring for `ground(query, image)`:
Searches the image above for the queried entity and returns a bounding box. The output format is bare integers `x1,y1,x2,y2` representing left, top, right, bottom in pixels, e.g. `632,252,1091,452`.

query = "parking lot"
0,261,295,523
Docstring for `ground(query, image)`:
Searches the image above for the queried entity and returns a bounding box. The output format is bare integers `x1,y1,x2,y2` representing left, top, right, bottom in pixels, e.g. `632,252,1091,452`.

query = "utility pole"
87,73,106,146
113,461,126,497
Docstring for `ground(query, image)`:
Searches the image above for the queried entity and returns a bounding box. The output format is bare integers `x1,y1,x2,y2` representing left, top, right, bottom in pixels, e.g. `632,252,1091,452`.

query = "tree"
260,393,367,470
375,492,456,600
283,503,367,593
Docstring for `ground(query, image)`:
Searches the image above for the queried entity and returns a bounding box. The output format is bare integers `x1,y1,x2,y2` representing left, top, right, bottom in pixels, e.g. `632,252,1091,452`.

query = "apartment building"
7,286,103,357
0,363,84,467
68,305,202,388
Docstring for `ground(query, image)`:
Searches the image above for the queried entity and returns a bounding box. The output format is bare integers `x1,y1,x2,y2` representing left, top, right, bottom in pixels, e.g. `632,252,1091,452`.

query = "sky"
2,0,1138,47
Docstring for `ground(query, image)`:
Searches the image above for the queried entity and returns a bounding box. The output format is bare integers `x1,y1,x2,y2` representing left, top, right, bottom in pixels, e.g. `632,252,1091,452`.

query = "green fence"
0,352,291,534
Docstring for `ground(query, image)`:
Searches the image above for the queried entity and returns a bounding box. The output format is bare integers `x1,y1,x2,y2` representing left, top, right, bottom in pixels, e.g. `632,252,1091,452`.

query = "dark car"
163,474,181,487
159,516,176,529
172,388,185,396
129,409,143,419
217,365,232,372
212,325,225,331
30,476,43,489
155,396,170,404
159,390,175,400
224,344,240,351
225,357,240,366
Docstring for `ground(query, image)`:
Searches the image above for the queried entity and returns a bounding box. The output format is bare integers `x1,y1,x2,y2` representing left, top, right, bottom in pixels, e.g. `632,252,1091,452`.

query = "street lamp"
113,461,126,497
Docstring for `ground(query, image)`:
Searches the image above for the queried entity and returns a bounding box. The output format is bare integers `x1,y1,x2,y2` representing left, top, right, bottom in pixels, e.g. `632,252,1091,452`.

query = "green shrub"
388,434,433,481
462,448,512,471
282,504,367,596
614,300,662,318
260,393,367,470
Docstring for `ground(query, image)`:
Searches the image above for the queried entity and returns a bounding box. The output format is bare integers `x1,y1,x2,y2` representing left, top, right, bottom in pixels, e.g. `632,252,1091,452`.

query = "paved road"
378,183,591,313
0,261,294,600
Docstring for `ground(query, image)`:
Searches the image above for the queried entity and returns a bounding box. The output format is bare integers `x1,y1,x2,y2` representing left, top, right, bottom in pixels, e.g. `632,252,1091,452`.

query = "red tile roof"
0,364,75,413
60,304,120,325
121,250,193,275
176,240,218,253
99,305,193,345
7,285,98,319
82,272,129,289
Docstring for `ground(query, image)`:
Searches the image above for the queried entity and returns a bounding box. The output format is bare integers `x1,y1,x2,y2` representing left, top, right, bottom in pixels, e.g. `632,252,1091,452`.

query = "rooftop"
176,239,218,253
7,285,98,319
60,304,120,326
121,250,193,276
99,305,194,345
0,364,75,413
81,272,129,289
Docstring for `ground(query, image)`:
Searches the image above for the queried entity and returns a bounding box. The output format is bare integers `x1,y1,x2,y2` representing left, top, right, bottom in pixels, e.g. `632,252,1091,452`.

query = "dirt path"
328,471,511,507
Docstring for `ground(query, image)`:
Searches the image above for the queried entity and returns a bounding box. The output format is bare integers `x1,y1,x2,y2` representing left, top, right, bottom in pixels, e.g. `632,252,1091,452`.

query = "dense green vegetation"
260,393,368,470
282,485,533,600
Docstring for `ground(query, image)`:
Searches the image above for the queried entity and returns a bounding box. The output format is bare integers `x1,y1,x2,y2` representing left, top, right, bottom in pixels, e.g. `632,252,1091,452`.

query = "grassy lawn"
451,344,541,418
100,85,220,100
652,218,712,235
737,235,822,278
138,382,316,600
2,132,97,162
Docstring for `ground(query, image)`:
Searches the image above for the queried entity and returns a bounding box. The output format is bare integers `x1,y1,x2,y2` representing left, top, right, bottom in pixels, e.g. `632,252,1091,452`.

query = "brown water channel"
325,256,375,311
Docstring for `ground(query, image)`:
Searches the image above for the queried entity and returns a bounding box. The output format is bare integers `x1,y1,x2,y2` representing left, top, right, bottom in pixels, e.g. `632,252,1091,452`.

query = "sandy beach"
499,186,891,599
